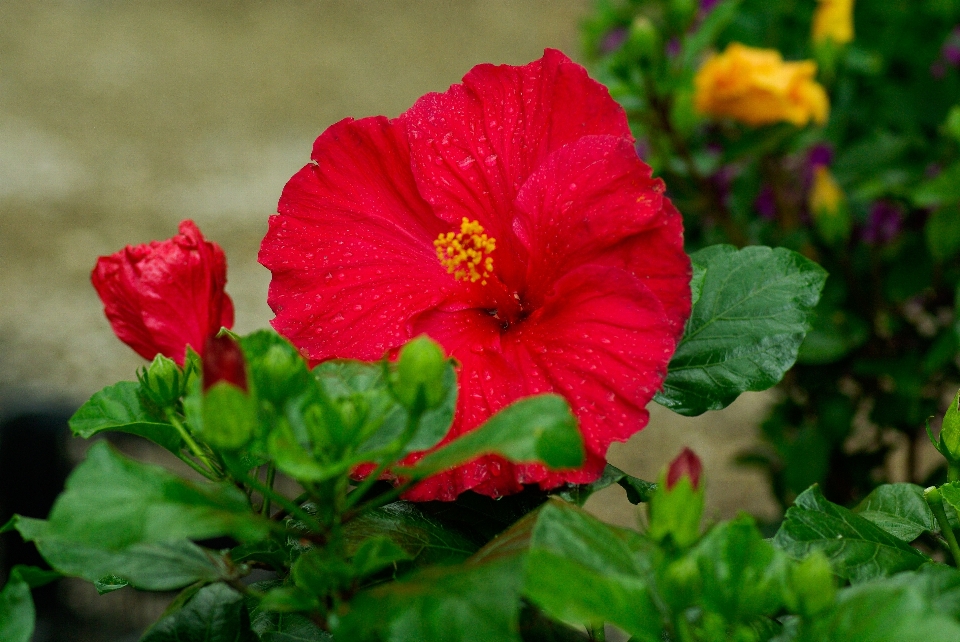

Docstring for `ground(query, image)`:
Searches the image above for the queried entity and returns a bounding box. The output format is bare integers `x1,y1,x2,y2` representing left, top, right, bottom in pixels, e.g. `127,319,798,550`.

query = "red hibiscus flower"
260,49,691,501
92,220,235,367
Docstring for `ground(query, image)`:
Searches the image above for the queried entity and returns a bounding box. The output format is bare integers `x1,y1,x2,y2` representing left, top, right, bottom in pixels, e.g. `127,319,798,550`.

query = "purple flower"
755,186,777,220
862,201,903,245
700,0,722,13
600,27,628,54
808,143,834,169
666,37,681,58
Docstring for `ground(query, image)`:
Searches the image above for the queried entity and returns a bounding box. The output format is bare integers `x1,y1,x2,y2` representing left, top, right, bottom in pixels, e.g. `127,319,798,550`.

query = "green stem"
261,464,276,517
166,412,218,476
344,408,424,510
949,464,960,483
587,624,606,642
345,479,417,520
271,491,311,521
344,459,394,509
239,470,321,531
925,486,960,567
177,452,219,481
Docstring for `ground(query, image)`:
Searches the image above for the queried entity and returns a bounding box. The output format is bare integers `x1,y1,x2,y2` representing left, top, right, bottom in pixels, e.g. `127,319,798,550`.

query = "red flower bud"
202,335,248,392
92,220,234,366
666,447,702,491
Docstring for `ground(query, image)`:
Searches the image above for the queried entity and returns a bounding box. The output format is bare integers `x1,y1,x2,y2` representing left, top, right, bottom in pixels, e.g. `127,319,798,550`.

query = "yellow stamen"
434,218,496,285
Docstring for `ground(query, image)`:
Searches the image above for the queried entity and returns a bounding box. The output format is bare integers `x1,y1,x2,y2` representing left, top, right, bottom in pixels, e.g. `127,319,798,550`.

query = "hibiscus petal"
260,116,455,361
136,221,230,361
512,135,675,303
593,198,692,335
401,49,631,284
406,265,676,500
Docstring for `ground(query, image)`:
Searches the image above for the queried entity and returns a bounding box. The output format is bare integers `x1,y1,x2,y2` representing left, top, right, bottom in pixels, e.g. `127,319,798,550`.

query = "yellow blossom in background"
694,43,829,127
813,0,855,45
809,166,850,244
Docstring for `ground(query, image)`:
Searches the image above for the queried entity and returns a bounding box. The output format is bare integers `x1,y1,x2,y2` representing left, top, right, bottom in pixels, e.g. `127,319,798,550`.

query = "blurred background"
0,1,775,639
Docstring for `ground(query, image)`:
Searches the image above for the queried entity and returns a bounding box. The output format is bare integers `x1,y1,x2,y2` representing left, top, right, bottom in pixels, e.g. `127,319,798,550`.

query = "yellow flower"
694,43,829,127
809,166,850,244
813,0,855,45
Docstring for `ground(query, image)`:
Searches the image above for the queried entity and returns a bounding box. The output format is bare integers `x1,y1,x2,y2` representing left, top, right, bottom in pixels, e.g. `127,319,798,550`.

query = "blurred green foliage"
583,0,960,508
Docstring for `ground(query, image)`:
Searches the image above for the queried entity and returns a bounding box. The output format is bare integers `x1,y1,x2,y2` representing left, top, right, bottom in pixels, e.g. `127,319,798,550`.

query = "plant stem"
587,624,606,642
345,479,417,520
166,412,218,476
925,486,960,566
343,459,394,509
239,470,321,531
950,464,960,483
261,464,276,517
637,72,748,247
177,452,219,481
271,491,311,521
344,408,424,511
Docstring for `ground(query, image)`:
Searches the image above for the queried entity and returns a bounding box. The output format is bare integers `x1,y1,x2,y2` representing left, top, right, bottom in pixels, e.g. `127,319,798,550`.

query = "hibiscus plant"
582,0,960,508
4,49,960,642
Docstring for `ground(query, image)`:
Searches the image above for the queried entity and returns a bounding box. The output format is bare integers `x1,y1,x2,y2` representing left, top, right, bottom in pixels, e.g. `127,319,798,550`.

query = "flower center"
434,218,496,285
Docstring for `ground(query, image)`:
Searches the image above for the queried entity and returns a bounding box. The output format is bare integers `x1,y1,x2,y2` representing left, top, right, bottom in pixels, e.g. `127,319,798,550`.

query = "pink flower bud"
92,220,234,366
202,335,248,392
666,447,702,490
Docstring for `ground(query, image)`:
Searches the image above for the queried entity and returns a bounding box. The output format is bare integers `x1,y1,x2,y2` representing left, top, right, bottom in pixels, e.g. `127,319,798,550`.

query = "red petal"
592,198,691,334
259,117,455,362
666,447,703,490
405,265,677,500
92,220,233,366
401,49,631,286
512,135,674,303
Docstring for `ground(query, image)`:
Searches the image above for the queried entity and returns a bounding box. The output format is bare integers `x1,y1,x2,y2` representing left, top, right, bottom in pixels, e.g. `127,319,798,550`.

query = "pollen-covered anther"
434,218,496,284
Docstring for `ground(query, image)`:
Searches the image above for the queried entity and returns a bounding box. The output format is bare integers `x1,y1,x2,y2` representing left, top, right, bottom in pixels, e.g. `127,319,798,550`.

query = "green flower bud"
393,336,448,411
625,16,660,62
668,0,697,27
648,448,705,549
784,552,836,616
137,354,182,410
201,382,258,450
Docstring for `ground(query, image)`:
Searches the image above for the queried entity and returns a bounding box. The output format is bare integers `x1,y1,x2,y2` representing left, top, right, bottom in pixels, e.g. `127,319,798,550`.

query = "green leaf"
812,579,960,641
555,464,656,506
402,394,583,479
880,564,960,620
45,441,271,548
691,517,789,621
913,162,960,208
522,500,661,642
680,0,742,69
314,359,457,457
94,574,128,594
342,502,479,567
935,481,960,521
69,381,182,453
336,551,526,642
655,245,827,416
774,485,928,582
141,583,257,642
853,483,937,541
250,611,332,642
351,536,414,578
926,206,960,261
7,514,230,590
0,568,35,642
